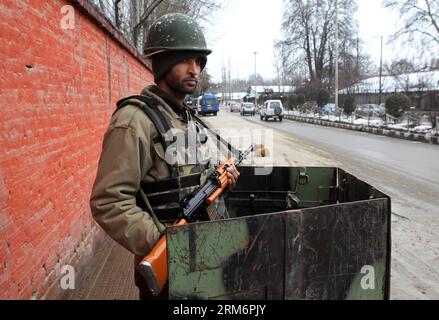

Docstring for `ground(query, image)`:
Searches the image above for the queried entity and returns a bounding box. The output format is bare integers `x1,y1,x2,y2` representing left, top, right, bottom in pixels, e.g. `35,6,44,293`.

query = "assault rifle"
136,143,264,296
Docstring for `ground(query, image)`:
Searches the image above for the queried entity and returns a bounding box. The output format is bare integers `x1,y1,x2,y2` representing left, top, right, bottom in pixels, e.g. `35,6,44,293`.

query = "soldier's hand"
226,164,240,189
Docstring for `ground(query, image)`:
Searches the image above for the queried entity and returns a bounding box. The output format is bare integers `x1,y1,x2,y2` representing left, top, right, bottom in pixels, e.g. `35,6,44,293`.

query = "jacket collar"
141,85,192,121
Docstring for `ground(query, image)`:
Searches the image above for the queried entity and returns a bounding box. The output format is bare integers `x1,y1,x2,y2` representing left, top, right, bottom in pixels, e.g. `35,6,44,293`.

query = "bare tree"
90,1,223,54
386,58,417,76
384,0,439,49
430,58,439,70
326,32,372,92
278,0,362,94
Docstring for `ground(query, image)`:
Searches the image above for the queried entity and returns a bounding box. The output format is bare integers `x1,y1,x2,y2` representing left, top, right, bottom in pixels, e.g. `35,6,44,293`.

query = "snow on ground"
286,110,437,134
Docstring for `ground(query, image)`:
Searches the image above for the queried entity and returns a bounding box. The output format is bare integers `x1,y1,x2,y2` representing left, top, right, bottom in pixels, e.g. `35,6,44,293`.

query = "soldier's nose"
187,59,201,75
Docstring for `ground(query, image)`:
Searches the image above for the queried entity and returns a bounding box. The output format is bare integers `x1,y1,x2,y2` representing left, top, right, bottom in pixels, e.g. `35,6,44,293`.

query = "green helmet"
144,13,212,57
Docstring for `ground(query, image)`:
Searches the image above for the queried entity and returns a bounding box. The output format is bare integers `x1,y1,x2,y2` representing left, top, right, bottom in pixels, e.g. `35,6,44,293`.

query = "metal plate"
167,167,391,300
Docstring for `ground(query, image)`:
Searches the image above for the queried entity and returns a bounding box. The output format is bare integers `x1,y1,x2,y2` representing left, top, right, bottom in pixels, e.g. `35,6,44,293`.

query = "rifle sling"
115,95,179,178
193,114,241,158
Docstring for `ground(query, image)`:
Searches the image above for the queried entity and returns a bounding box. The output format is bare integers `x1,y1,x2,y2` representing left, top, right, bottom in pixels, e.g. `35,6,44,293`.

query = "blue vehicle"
197,93,219,116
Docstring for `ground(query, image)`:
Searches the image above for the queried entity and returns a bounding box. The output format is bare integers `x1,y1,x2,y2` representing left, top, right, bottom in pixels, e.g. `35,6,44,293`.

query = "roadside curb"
283,115,439,145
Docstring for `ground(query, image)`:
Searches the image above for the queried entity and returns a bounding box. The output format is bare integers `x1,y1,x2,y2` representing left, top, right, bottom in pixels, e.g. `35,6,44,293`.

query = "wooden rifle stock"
136,219,187,296
207,157,236,204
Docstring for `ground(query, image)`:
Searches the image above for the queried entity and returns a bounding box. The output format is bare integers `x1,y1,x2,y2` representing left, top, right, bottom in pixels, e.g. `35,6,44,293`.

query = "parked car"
322,103,336,114
260,100,284,121
229,102,241,113
240,102,255,116
354,104,386,117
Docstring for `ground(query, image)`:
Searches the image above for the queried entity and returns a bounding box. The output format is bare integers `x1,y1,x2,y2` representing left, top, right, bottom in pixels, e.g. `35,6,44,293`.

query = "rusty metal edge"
384,196,392,300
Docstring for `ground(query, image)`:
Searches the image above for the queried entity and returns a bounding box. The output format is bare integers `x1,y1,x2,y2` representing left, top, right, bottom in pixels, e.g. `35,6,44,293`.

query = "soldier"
89,13,240,300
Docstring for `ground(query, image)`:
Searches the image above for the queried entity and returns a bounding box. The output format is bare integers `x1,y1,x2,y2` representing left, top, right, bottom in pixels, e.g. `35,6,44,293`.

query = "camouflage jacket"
90,85,214,257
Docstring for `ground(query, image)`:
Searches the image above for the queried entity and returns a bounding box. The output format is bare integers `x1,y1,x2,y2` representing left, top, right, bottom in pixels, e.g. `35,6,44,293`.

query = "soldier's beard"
165,73,198,95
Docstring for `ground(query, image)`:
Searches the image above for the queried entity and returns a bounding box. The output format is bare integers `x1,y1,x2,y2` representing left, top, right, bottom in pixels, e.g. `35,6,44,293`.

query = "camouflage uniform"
90,84,221,298
90,11,226,299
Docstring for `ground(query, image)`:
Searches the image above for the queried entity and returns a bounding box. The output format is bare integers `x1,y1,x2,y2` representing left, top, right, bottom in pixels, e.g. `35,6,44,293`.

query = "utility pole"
334,0,339,116
221,58,225,102
253,51,258,107
379,36,383,104
228,57,231,101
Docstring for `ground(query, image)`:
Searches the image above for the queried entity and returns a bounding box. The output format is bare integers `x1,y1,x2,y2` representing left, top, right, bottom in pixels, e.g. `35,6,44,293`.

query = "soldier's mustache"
184,77,198,83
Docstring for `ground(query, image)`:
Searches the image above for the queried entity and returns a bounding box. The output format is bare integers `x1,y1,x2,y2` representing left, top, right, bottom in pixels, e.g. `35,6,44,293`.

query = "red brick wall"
0,0,153,299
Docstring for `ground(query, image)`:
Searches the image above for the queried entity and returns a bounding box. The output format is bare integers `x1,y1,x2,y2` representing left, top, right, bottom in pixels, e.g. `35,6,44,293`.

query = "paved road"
240,112,439,215
210,110,439,299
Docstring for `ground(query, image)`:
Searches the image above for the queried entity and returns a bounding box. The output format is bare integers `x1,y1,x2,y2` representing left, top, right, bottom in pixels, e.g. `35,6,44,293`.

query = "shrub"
296,94,306,106
385,93,411,117
288,94,297,109
316,89,330,108
343,96,356,114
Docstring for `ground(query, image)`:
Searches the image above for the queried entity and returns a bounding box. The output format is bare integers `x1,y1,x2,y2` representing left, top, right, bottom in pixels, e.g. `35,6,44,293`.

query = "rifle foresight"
255,144,268,158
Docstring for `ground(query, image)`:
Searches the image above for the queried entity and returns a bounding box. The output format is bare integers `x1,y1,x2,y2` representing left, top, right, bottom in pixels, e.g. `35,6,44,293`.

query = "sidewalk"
65,235,138,300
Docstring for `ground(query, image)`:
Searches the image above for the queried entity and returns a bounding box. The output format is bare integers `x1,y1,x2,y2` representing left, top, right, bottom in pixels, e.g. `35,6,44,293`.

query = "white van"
260,100,284,121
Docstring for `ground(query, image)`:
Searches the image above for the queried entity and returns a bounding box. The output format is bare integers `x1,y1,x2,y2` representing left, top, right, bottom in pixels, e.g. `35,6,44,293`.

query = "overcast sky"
204,0,402,83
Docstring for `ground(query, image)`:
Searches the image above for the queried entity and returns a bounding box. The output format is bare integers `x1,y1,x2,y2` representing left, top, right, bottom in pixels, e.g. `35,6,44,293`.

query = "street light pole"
253,51,258,107
228,57,231,101
379,36,383,104
335,0,339,117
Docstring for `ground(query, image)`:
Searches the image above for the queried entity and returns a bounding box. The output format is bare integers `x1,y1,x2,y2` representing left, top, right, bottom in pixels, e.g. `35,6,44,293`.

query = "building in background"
339,70,439,110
